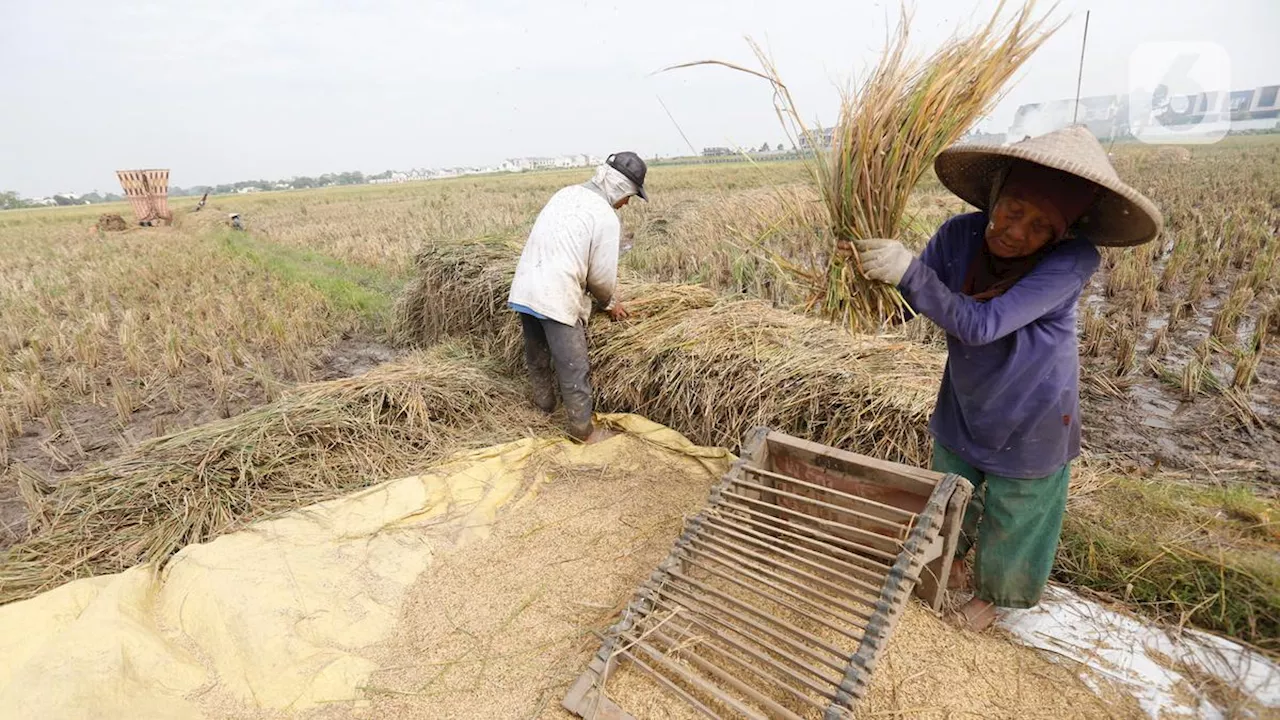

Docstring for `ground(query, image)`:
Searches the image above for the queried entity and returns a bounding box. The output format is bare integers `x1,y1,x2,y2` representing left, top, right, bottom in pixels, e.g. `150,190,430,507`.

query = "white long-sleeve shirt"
508,184,620,326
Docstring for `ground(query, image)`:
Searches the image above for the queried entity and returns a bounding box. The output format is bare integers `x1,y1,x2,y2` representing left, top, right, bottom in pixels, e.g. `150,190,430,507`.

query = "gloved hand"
855,238,914,286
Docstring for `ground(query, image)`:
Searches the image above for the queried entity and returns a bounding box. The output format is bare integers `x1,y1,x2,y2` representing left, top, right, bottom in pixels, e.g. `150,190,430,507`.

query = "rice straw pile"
667,1,1059,330
0,347,553,605
395,240,943,462
393,235,522,346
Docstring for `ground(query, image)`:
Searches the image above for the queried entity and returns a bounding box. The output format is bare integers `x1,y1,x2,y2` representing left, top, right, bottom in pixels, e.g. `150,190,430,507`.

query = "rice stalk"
1113,326,1137,377
395,238,943,463
1148,326,1169,357
663,1,1059,330
1057,473,1279,651
1232,350,1260,392
392,235,521,347
1211,285,1254,344
1138,275,1160,313
0,347,554,605
1080,306,1106,357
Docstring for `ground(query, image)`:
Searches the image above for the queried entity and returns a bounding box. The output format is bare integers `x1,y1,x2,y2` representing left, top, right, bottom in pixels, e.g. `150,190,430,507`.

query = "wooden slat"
659,608,840,701
700,514,887,598
616,643,733,719
668,570,850,660
654,580,847,674
628,637,769,719
765,432,939,495
645,630,813,720
649,595,845,688
916,480,971,611
715,501,895,573
721,491,903,557
743,464,918,524
707,507,890,585
681,549,870,638
729,476,910,536
694,523,882,611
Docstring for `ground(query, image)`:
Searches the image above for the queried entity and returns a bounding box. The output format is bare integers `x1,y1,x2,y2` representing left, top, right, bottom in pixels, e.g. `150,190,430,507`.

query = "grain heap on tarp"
0,347,554,605
394,239,943,463
0,415,735,718
357,428,1144,720
665,1,1059,331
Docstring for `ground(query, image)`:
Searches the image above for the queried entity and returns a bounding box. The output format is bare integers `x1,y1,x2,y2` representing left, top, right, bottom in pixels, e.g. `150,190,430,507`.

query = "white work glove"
856,238,914,286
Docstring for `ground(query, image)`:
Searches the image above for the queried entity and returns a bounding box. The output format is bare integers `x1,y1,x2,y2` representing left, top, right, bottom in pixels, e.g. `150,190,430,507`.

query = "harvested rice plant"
1,137,1277,662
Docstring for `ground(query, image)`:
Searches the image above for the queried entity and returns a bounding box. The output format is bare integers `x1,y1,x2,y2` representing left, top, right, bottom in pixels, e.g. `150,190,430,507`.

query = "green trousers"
931,442,1070,609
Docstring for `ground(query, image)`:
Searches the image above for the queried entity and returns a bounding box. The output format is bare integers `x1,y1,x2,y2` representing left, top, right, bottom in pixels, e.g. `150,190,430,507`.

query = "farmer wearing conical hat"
508,152,648,444
854,126,1162,631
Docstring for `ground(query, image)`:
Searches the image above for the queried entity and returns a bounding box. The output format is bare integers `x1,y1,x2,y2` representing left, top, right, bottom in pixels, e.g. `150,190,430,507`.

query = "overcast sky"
1,0,1275,196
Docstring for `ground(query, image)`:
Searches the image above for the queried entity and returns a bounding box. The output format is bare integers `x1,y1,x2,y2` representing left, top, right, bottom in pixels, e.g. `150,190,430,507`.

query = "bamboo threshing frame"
116,169,172,225
564,428,971,719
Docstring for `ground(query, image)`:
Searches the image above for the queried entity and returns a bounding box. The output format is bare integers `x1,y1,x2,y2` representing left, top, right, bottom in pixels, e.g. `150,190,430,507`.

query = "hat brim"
635,186,648,202
934,144,1163,247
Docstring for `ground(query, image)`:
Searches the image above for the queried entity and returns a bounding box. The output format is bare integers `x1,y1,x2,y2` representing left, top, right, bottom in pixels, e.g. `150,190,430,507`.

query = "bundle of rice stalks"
582,294,941,460
0,347,552,605
392,235,522,346
396,239,944,462
666,1,1058,330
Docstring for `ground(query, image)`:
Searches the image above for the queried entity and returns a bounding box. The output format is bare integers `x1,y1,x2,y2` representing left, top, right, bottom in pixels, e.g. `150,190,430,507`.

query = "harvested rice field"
1,136,1277,712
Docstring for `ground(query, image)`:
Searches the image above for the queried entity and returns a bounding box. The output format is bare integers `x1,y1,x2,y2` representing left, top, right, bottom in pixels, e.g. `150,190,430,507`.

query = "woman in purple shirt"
854,126,1162,631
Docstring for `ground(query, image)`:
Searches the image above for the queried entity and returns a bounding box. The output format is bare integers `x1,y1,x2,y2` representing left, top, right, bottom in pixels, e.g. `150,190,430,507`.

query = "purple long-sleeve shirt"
897,212,1101,478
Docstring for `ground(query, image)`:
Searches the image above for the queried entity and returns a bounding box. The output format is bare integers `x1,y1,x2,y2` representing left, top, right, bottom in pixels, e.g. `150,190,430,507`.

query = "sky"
1,0,1276,197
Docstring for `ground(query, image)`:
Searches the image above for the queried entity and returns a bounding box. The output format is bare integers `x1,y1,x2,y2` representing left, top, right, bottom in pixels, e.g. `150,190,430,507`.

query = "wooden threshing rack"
564,428,972,719
116,169,172,226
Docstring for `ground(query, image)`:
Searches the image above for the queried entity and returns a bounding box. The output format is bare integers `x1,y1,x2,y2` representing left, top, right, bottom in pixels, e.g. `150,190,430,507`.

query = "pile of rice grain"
291,432,1143,720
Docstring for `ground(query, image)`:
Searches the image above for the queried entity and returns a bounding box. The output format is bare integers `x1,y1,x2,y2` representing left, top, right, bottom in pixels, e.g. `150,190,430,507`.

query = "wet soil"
314,334,398,380
0,335,400,549
1077,279,1279,492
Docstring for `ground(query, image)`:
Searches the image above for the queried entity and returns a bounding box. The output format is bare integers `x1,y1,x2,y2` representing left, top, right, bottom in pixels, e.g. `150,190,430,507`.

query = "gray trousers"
518,313,593,440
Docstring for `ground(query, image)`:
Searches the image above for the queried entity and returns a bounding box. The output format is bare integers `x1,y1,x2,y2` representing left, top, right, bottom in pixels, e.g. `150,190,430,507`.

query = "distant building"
954,131,1007,146
797,127,835,151
1008,82,1280,140
499,154,599,173
702,147,733,157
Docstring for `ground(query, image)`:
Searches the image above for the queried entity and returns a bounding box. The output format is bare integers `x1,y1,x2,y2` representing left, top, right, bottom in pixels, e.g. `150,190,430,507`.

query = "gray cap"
606,151,648,201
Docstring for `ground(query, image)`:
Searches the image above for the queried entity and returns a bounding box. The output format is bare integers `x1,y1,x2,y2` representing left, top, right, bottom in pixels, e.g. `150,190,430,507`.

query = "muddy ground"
0,335,401,549
1077,280,1279,492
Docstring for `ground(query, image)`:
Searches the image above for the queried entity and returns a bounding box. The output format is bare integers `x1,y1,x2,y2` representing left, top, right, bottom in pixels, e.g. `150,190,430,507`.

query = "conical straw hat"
934,125,1163,247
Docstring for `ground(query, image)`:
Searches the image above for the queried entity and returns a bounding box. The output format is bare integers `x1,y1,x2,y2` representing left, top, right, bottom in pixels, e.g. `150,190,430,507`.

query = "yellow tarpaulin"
0,415,731,719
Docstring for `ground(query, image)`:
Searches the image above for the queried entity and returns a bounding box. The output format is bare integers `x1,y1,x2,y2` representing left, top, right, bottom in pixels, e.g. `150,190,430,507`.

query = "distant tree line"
0,190,125,209
173,170,368,196
1,170,372,210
